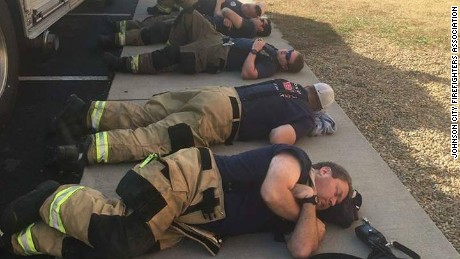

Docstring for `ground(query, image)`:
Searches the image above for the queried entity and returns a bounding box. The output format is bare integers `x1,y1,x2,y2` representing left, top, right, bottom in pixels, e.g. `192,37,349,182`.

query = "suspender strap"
225,96,240,145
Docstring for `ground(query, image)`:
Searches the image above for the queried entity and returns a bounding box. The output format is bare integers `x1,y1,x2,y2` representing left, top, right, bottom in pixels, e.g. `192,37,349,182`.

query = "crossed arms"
261,152,325,258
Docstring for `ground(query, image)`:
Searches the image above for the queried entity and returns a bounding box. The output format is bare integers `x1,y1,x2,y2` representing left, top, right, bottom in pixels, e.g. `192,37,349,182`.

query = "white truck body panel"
18,0,85,39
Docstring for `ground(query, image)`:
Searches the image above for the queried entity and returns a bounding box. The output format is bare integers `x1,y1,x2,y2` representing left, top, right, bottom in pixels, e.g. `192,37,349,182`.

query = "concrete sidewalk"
80,0,460,258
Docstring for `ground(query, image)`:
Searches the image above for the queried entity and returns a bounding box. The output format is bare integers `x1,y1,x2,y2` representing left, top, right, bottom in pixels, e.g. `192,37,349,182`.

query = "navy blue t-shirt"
194,0,245,18
235,79,316,141
225,38,279,78
197,144,312,236
210,16,256,38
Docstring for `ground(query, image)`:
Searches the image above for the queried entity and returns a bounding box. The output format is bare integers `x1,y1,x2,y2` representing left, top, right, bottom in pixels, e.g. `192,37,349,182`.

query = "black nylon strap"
116,170,167,221
393,241,420,259
198,147,212,170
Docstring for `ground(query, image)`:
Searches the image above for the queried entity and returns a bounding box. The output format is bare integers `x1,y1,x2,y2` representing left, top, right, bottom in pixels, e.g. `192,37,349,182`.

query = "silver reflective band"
91,101,106,130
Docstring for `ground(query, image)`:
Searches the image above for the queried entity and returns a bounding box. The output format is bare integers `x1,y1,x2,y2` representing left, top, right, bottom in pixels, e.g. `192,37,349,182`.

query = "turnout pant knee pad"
141,22,172,45
88,213,159,258
168,123,195,152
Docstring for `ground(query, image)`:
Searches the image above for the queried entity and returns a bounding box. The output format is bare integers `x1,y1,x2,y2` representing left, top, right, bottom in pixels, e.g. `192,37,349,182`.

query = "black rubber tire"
0,0,19,129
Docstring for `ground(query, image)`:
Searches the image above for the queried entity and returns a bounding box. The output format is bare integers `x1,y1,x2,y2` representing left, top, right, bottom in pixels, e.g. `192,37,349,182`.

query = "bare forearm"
241,53,258,79
287,204,319,258
263,191,300,221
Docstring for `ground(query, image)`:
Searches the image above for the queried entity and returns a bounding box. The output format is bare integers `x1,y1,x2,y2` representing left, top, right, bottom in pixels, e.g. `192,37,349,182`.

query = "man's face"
314,167,349,210
242,3,261,18
251,18,268,32
277,49,300,71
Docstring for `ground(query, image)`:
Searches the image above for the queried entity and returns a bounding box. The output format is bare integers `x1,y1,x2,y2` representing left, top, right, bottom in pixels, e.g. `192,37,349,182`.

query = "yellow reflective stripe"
95,131,109,163
119,20,126,33
91,101,106,130
131,55,139,73
118,31,126,46
17,223,41,255
139,153,159,168
48,186,84,233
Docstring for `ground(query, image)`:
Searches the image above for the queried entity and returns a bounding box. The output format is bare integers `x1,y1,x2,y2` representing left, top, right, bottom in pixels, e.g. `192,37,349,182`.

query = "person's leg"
89,90,202,131
9,222,104,258
37,184,159,257
85,87,239,163
101,17,175,48
103,44,181,73
85,111,203,163
168,9,220,46
2,182,162,258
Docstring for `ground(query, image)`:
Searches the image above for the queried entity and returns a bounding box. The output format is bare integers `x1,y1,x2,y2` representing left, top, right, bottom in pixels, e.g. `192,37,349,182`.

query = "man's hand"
252,38,266,52
316,218,326,241
223,17,233,29
291,184,316,200
216,0,225,6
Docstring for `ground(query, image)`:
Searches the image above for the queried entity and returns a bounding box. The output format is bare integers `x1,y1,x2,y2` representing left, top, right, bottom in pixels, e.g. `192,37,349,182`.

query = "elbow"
288,241,318,259
269,132,296,145
260,187,279,205
241,70,257,80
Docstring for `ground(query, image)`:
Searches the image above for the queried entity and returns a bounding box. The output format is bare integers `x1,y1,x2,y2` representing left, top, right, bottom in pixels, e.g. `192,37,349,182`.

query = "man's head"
304,83,335,111
252,18,272,37
312,162,353,210
276,49,304,73
241,2,266,18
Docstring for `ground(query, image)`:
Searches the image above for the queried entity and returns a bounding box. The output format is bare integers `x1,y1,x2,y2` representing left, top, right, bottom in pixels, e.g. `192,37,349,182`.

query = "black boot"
54,136,92,164
97,34,118,49
103,52,129,72
44,137,92,183
0,180,60,235
0,232,12,257
52,94,90,143
103,16,119,32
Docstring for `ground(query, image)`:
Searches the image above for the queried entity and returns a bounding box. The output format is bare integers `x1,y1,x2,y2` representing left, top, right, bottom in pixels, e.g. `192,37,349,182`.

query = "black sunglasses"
255,5,262,16
285,49,294,63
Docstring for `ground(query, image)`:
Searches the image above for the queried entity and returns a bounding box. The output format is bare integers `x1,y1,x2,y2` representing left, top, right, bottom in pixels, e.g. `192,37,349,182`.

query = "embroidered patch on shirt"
230,1,236,6
283,81,293,91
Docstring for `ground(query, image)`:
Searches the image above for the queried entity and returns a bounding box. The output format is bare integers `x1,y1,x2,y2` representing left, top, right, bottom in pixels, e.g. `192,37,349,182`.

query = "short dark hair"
287,51,304,73
312,161,353,198
256,18,272,37
255,5,262,16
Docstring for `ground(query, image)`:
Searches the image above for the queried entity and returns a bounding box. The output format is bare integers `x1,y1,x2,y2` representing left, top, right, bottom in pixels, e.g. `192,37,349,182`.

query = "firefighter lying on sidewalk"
50,78,336,166
0,144,353,258
146,0,266,18
102,9,303,80
97,8,271,48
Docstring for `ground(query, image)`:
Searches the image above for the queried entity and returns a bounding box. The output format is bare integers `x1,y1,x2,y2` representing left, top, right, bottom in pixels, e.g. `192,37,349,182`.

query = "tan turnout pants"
85,87,240,164
10,147,224,257
117,15,177,46
126,10,229,74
